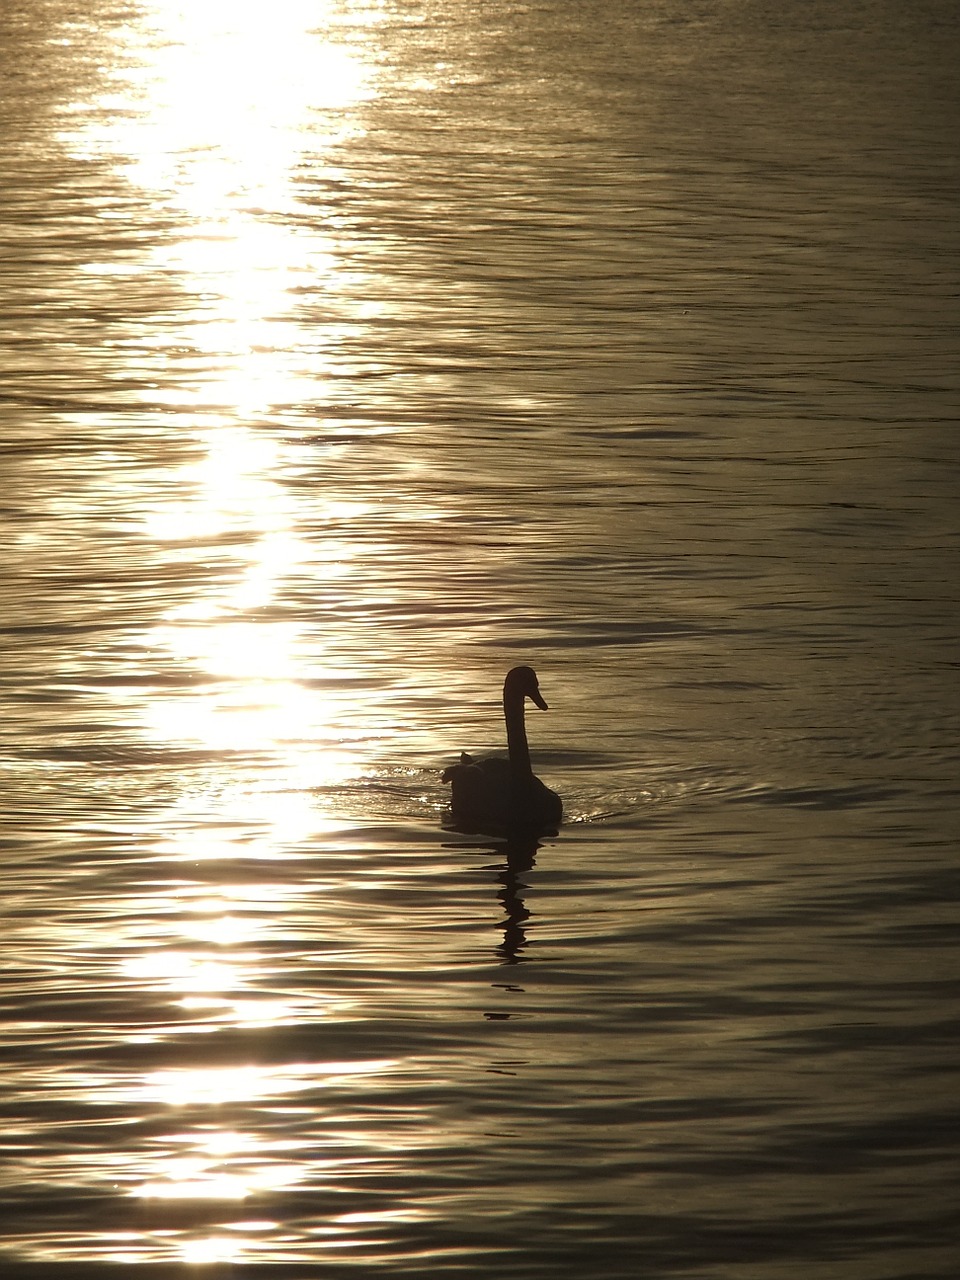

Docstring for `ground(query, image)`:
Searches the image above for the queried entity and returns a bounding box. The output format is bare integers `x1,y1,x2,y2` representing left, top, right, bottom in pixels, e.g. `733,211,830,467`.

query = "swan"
442,665,562,834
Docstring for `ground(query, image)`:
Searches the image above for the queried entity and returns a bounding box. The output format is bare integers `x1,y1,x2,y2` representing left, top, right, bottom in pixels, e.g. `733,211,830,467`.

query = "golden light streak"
60,2,396,772
132,1058,395,1109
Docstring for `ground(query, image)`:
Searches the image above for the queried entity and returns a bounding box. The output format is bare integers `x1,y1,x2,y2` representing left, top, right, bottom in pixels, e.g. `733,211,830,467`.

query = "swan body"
442,665,562,834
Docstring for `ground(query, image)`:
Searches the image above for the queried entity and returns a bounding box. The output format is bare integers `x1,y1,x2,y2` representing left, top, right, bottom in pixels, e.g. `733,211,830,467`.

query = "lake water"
1,1,958,1276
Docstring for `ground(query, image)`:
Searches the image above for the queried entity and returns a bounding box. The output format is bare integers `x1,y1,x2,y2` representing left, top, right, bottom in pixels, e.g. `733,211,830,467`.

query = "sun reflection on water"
135,1123,303,1206
136,418,384,771
67,0,379,412
66,0,386,755
59,0,399,784
41,3,422,1267
127,1063,397,1227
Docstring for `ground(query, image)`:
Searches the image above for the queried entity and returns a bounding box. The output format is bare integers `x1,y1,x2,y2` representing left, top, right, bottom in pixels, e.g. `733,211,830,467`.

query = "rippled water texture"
1,0,959,1276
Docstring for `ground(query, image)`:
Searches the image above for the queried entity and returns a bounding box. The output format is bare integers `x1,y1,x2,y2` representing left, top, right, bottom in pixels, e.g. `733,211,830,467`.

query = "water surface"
1,1,959,1276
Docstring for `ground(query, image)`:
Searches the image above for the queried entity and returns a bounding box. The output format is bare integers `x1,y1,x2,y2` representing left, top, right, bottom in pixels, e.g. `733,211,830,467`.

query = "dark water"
1,1,959,1276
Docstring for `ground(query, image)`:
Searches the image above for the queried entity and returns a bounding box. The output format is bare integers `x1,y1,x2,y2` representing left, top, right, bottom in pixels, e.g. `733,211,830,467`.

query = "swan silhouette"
442,665,562,834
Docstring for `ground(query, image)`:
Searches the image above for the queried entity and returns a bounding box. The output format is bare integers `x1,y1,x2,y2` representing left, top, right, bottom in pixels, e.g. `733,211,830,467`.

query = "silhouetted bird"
442,665,562,835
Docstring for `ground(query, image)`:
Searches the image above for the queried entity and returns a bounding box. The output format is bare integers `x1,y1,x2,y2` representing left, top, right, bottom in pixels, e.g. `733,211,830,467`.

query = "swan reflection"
496,839,538,965
445,835,542,965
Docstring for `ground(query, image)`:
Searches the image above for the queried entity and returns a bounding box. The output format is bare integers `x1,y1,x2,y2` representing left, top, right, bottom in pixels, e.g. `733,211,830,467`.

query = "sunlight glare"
138,421,383,772
64,0,380,415
123,950,245,994
94,0,375,207
178,1237,244,1265
139,1059,395,1109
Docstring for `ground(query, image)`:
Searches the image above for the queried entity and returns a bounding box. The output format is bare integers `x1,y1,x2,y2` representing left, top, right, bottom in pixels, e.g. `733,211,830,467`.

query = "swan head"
505,664,548,710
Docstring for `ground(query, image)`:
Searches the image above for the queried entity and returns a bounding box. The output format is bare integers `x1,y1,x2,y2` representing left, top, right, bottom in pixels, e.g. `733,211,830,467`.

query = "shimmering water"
2,0,959,1276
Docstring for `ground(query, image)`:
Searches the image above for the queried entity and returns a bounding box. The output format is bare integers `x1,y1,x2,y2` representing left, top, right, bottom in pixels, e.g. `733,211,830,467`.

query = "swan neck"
504,687,532,776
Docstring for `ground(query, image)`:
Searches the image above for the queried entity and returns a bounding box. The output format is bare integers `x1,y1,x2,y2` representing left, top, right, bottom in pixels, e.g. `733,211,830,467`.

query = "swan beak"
531,689,548,711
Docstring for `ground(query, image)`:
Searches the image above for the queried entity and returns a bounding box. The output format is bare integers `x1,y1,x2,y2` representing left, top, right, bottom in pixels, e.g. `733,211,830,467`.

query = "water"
1,1,959,1276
